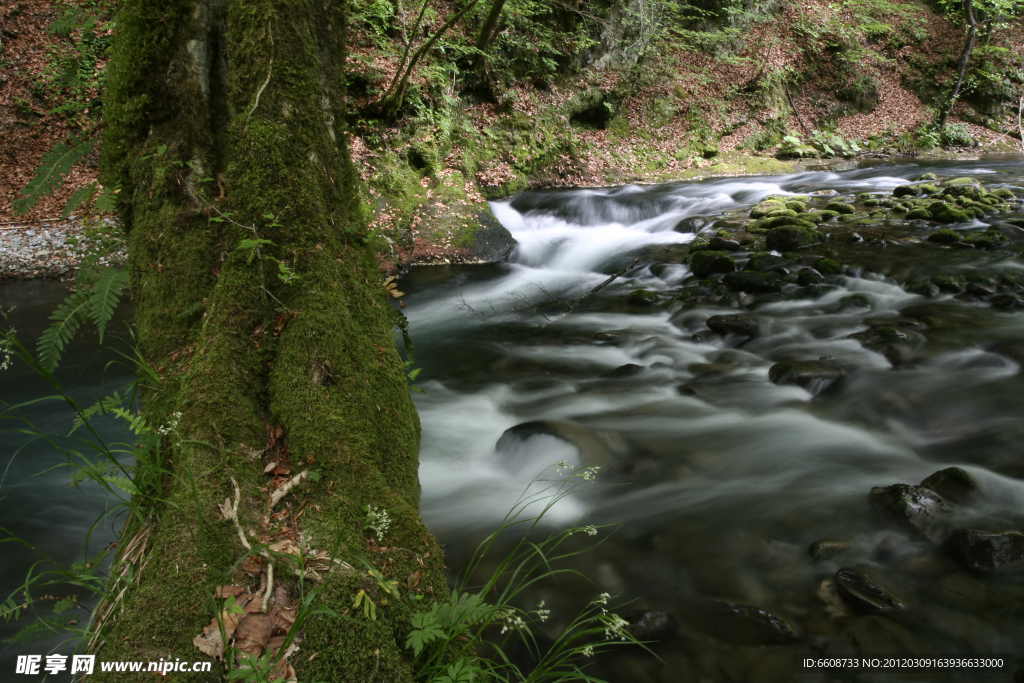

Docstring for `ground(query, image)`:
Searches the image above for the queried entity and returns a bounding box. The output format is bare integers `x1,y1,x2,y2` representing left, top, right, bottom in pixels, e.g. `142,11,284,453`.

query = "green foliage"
36,267,128,371
12,136,96,215
941,122,977,147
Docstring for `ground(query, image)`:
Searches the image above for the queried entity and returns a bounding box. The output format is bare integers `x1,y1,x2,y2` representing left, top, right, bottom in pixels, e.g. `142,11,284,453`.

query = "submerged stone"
624,611,674,640
905,281,941,297
706,314,758,337
809,539,852,560
992,293,1024,311
931,275,964,293
796,268,823,285
709,236,741,251
607,363,644,377
892,185,921,198
920,467,978,505
947,529,1024,572
768,359,845,392
835,567,907,612
870,484,952,537
744,252,788,272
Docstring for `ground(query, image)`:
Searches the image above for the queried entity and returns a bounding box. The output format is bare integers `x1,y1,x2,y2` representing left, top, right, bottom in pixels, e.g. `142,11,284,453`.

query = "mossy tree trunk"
96,0,447,680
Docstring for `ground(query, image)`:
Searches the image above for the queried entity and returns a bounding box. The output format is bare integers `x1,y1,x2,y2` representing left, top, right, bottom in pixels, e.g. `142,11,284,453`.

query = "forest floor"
1,0,1023,278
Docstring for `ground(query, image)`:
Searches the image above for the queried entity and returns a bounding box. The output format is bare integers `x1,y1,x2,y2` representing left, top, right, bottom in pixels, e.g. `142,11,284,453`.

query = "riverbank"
0,216,125,281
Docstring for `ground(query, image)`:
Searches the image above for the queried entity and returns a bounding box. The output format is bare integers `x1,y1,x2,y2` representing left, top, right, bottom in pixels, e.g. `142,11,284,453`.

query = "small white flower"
364,505,391,540
593,592,610,606
581,646,594,657
580,466,601,481
533,601,550,622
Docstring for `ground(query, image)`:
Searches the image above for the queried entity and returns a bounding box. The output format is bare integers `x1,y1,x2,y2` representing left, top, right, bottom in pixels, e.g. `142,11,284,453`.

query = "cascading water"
404,159,1024,682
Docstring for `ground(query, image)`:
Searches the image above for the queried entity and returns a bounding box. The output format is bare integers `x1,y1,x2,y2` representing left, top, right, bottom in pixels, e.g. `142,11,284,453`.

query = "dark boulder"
835,567,907,612
723,270,783,294
706,314,758,337
624,611,675,640
628,289,657,306
766,226,814,252
607,363,644,377
947,529,1024,572
870,484,952,537
709,236,741,251
920,467,978,505
689,250,736,278
674,216,706,233
745,252,788,272
809,539,852,561
940,177,985,200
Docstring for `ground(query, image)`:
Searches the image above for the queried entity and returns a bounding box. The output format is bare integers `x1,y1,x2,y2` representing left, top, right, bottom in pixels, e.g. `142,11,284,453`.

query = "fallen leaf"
269,539,301,556
234,613,274,657
216,585,246,598
271,659,297,683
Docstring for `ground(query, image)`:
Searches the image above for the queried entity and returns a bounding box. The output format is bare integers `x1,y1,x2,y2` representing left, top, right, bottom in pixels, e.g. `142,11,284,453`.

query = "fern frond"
70,391,125,435
36,290,91,372
62,182,97,219
110,407,150,436
103,474,139,496
88,268,129,343
13,136,97,216
6,617,75,643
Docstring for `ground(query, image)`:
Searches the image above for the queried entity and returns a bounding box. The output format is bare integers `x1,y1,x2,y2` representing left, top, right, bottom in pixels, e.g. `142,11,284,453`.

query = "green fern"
69,391,125,434
36,289,91,372
13,136,96,216
46,9,97,35
89,268,129,344
5,617,75,644
62,183,96,218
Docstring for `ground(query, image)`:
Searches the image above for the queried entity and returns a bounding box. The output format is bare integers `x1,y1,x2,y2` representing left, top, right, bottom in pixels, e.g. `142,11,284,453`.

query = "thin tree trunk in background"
95,0,447,679
473,0,508,72
939,0,977,130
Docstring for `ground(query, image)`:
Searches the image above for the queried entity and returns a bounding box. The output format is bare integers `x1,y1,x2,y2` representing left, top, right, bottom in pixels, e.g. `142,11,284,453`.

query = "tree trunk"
473,0,508,72
96,0,447,680
938,0,977,130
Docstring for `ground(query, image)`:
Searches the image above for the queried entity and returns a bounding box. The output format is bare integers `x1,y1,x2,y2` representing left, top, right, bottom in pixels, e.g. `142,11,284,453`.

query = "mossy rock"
918,184,939,195
891,205,908,213
825,202,856,214
785,201,807,213
980,196,999,206
928,229,960,244
906,281,940,297
931,275,964,293
839,293,872,309
940,177,985,200
917,173,938,181
801,212,824,224
750,201,786,219
816,258,844,275
964,230,1009,250
906,208,932,220
628,289,658,306
766,226,815,252
892,185,921,198
816,210,841,221
991,188,1015,199
929,203,971,224
797,268,823,285
766,208,799,218
757,216,818,230
991,294,1024,311
864,199,881,207
723,270,783,294
688,242,714,254
689,250,736,278
745,252,788,272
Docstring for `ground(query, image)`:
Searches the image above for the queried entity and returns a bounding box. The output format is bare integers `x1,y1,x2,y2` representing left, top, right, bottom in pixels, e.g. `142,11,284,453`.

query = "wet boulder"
929,203,971,224
964,229,1009,250
946,529,1024,572
607,363,644,377
722,270,783,294
673,216,706,233
689,250,736,278
990,222,1024,239
927,228,960,244
709,236,741,251
744,252,788,272
628,289,657,306
892,184,921,198
931,275,964,293
768,359,845,392
809,539,852,561
870,484,952,537
766,226,814,252
992,293,1024,311
815,258,844,275
905,281,941,297
920,467,978,505
685,600,795,646
848,326,907,346
940,177,985,200
706,314,758,337
594,332,619,342
750,200,787,219
917,172,938,181
796,268,823,285
906,208,932,220
835,567,907,612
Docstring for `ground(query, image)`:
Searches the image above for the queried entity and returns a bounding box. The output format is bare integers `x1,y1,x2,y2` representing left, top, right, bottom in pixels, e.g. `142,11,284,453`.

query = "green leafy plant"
12,136,97,215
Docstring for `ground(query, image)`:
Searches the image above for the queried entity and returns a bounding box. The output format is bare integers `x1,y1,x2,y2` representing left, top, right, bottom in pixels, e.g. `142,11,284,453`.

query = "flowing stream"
3,159,1024,681
404,158,1024,682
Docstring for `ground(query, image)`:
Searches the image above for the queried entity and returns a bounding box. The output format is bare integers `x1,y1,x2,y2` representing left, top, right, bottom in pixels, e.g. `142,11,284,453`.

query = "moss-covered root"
95,0,448,680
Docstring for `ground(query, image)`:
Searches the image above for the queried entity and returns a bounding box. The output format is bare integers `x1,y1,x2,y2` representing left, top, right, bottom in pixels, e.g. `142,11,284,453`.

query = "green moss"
689,250,736,278
928,229,960,244
628,288,658,305
722,270,782,293
816,258,844,275
825,202,855,214
766,226,814,252
931,274,964,293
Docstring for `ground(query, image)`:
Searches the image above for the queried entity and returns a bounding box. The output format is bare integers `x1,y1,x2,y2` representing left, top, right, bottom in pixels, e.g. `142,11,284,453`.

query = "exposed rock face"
920,467,978,505
869,484,952,537
947,529,1024,572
